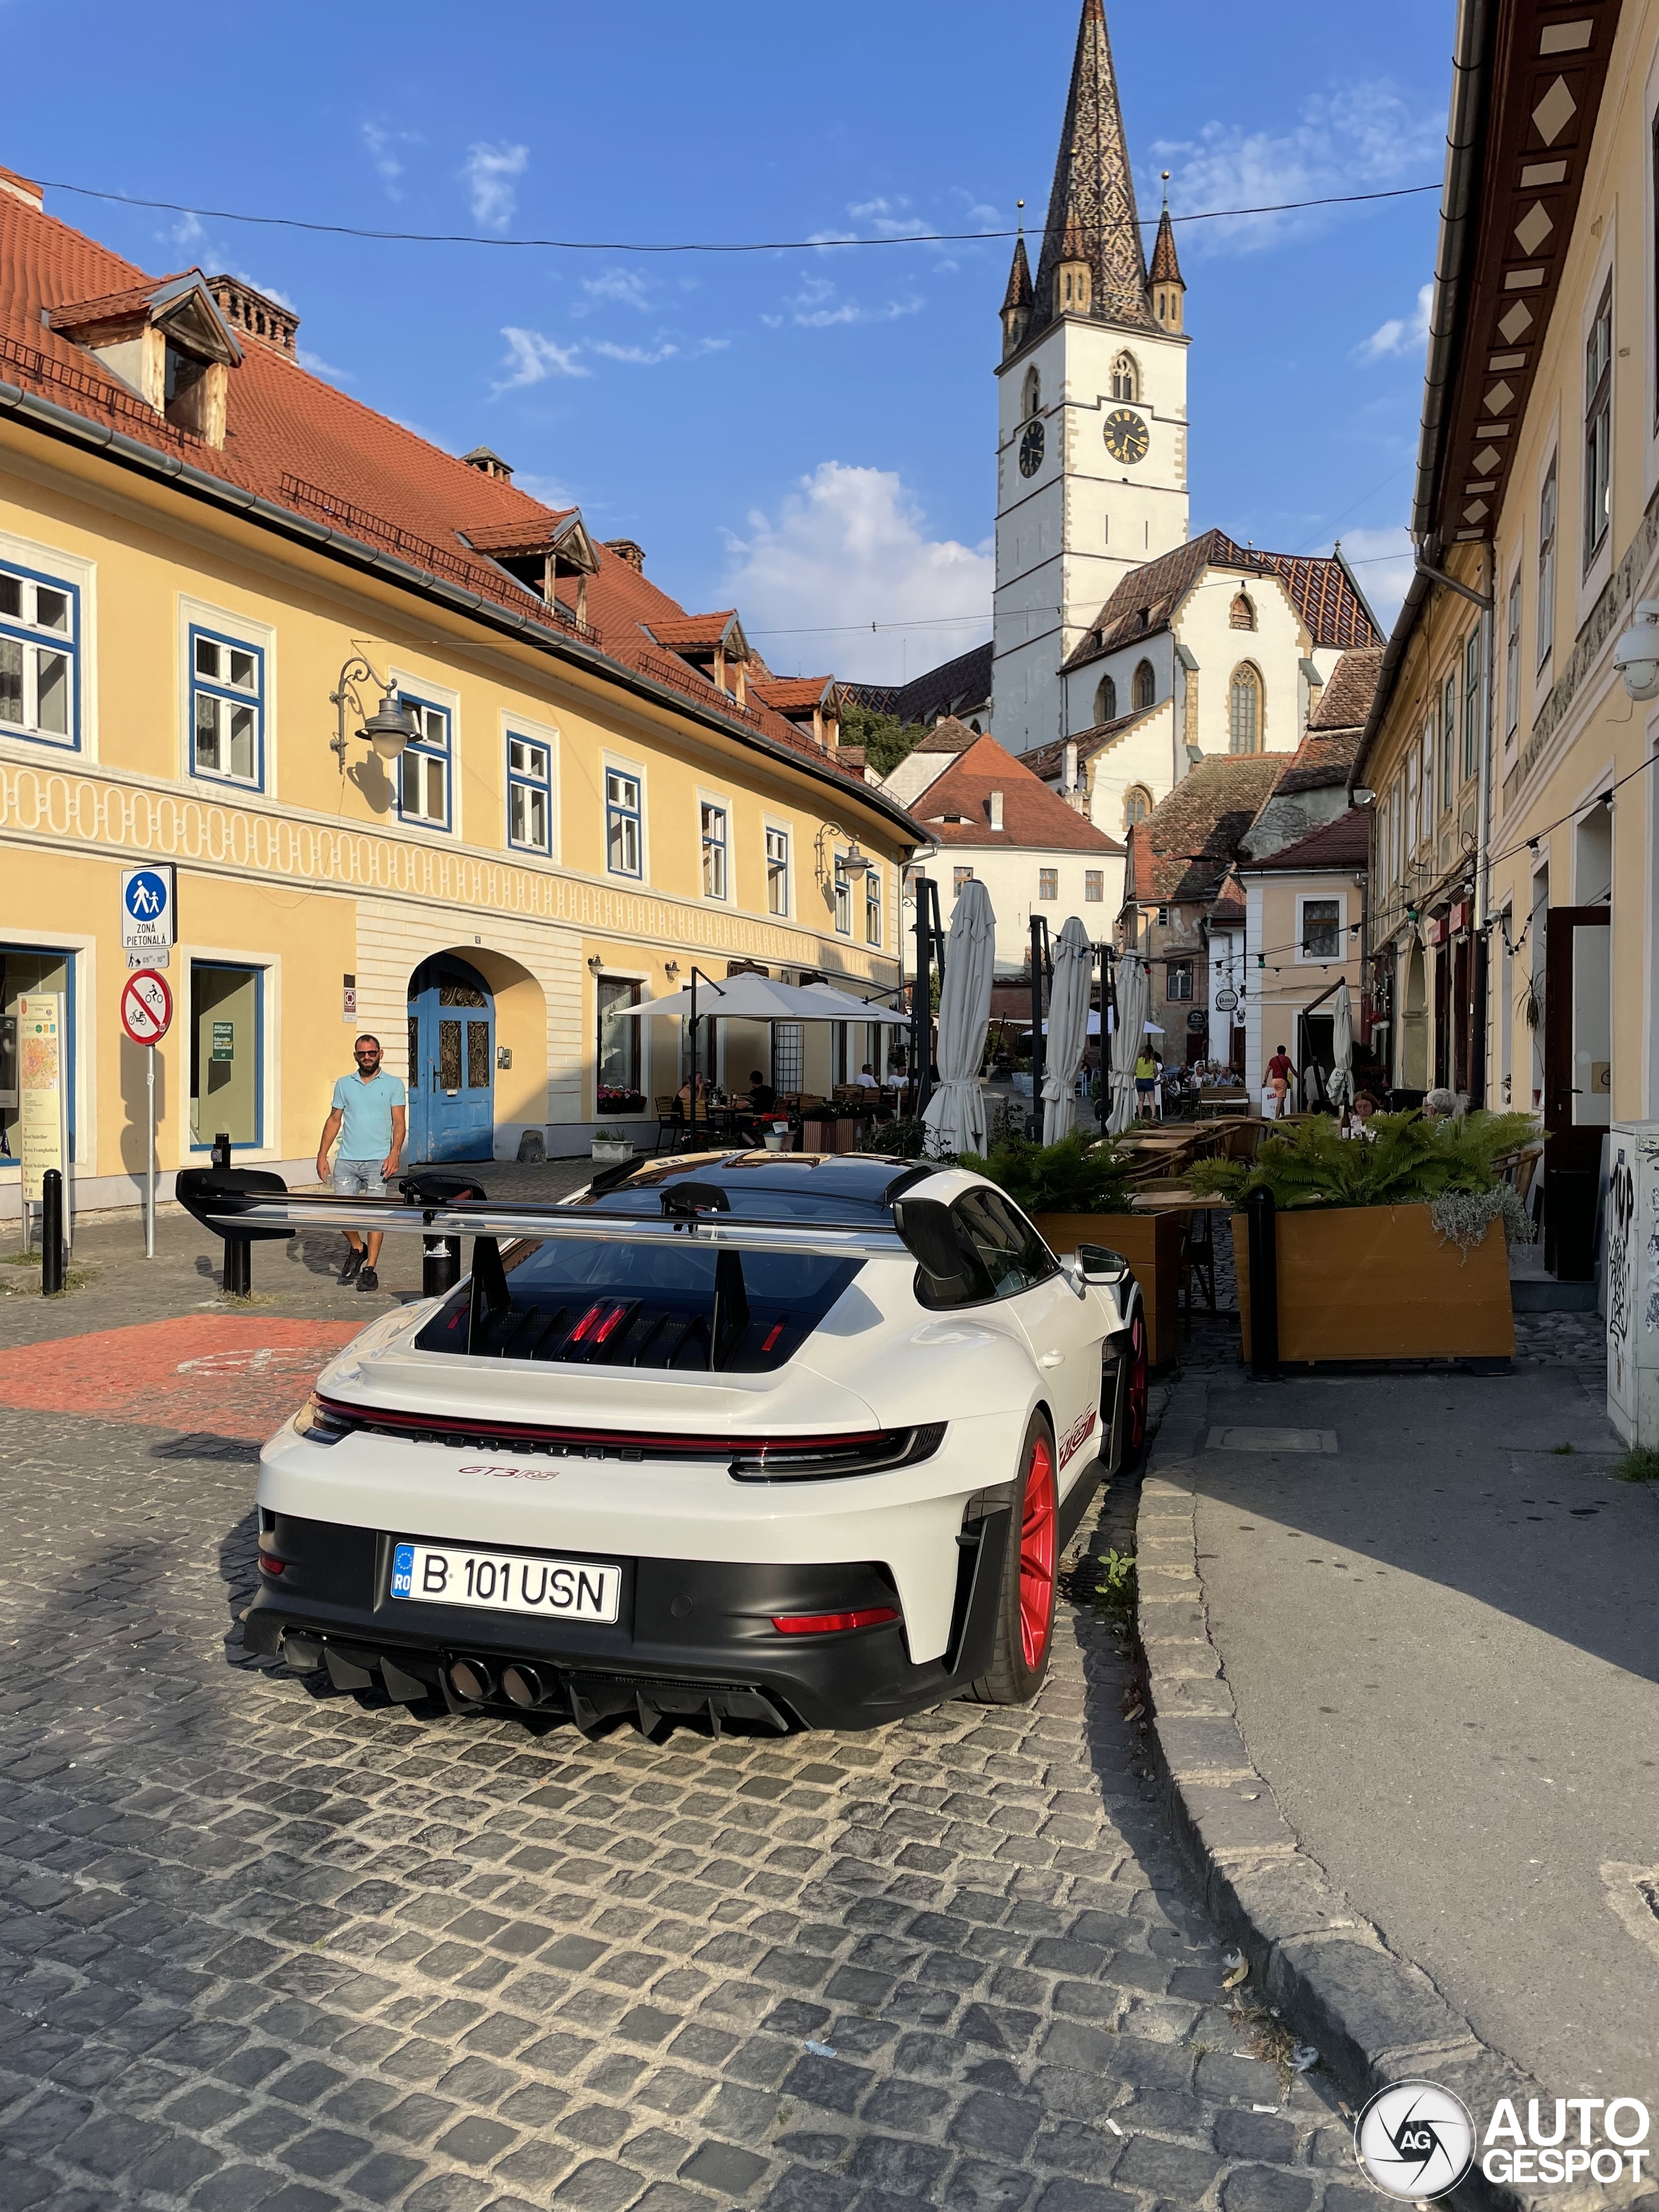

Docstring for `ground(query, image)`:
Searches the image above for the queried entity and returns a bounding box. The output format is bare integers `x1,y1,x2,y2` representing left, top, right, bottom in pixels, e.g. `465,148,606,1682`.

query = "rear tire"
968,1412,1058,1706
1117,1307,1150,1474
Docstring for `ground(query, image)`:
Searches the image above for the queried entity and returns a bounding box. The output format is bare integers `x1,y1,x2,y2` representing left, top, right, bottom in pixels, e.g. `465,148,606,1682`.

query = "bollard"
223,1233,251,1298
1245,1185,1278,1378
212,1130,232,1170
41,1168,65,1296
422,1215,462,1298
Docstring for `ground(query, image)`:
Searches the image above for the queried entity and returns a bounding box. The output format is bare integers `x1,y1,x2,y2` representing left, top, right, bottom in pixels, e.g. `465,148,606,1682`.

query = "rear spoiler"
207,1198,904,1264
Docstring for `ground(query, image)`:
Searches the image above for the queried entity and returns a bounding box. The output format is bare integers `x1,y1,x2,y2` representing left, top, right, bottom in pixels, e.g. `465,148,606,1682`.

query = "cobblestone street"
0,1265,1351,2212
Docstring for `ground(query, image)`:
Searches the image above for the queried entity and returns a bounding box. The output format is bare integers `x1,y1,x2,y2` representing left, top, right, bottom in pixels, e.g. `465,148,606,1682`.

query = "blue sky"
9,0,1452,682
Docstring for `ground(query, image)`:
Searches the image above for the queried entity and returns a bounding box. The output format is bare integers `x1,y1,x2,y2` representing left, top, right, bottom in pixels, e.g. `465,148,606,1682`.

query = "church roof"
843,640,993,729
1001,234,1033,314
1148,203,1183,286
1062,529,1383,672
1027,0,1154,341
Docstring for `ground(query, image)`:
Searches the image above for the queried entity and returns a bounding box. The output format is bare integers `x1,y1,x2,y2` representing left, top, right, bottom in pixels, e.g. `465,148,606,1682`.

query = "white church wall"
1081,702,1178,839
1172,572,1307,759
1064,630,1177,736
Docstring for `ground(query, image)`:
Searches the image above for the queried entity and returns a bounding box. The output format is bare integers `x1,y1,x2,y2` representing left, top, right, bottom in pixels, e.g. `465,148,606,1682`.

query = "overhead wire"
32,178,1442,255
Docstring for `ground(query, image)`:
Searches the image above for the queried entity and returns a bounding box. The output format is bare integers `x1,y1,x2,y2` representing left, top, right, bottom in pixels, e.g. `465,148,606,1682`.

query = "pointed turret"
1029,0,1153,339
1000,229,1033,360
1052,197,1092,317
1149,175,1185,332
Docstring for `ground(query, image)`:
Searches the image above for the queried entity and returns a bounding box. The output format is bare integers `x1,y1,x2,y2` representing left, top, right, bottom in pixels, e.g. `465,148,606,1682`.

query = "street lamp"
814,824,872,882
330,656,421,771
1614,601,1659,700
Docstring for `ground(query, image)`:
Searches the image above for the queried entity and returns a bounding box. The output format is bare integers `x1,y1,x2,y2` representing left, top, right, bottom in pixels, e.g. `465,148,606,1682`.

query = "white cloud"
723,462,993,685
777,275,926,330
463,140,529,228
1152,80,1443,255
1326,524,1413,632
590,338,680,366
513,472,578,511
169,210,206,250
493,327,588,391
362,120,420,200
1355,281,1434,362
580,267,653,312
298,349,351,383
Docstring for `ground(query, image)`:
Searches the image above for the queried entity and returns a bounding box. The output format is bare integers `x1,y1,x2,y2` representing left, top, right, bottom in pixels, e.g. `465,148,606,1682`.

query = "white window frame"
863,862,882,948
764,822,791,918
832,851,853,936
1037,867,1059,902
180,596,274,793
698,792,731,902
1085,869,1104,903
1295,890,1347,965
1538,449,1558,673
1505,568,1522,746
506,718,558,858
0,535,91,756
604,755,647,880
390,665,460,837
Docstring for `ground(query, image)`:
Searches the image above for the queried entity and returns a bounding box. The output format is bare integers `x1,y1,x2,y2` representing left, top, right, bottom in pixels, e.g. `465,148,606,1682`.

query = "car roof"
579,1150,941,1220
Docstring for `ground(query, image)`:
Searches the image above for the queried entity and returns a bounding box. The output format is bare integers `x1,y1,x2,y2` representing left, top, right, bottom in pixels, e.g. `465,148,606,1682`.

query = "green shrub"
961,1129,1136,1216
1186,1110,1539,1226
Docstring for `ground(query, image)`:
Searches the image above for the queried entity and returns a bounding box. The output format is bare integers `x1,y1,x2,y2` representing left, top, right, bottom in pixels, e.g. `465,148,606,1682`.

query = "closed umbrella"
1106,954,1150,1135
1041,917,1095,1144
1327,982,1355,1112
922,877,996,1159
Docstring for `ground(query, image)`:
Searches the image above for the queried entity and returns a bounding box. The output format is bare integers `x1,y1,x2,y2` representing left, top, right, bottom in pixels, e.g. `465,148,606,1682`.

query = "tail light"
257,1553,287,1577
295,1395,356,1446
771,1607,898,1635
730,1424,945,1483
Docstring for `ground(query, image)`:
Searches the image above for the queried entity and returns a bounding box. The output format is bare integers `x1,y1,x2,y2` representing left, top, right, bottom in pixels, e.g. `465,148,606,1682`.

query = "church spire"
1030,0,1152,338
1000,221,1033,359
1148,172,1185,330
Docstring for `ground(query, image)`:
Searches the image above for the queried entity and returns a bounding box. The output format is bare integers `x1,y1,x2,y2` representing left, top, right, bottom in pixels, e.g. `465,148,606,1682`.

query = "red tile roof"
1308,644,1383,731
914,735,1122,854
1022,703,1159,784
1063,528,1381,671
647,612,741,649
750,675,835,714
1127,756,1287,904
0,187,878,797
1238,807,1372,873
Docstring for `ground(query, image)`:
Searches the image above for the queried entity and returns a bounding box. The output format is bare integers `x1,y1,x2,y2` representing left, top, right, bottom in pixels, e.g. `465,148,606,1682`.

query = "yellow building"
1355,0,1643,1277
0,169,920,1216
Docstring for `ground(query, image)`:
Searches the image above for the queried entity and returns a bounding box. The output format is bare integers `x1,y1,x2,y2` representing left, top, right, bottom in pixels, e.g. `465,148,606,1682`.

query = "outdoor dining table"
1130,1188,1230,1321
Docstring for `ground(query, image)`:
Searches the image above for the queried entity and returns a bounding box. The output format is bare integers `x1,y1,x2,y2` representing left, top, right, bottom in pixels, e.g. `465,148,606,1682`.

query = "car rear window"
413,1239,862,1373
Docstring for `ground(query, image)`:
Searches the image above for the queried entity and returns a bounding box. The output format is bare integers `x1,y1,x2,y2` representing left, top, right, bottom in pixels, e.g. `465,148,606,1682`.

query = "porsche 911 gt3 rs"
232,1151,1148,1736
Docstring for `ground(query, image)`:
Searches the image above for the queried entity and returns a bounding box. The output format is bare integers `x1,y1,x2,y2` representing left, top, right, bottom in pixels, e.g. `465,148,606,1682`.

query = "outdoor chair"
652,1095,686,1154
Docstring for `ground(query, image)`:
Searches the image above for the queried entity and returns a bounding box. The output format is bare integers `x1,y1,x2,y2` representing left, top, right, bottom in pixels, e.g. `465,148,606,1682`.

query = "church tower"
991,0,1190,756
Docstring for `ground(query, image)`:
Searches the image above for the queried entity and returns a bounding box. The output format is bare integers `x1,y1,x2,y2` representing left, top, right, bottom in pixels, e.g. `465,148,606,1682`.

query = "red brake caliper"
1018,1435,1057,1671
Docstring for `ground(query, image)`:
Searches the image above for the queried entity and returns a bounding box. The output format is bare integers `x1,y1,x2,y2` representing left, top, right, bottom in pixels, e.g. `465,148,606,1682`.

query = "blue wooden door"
408,958,494,1162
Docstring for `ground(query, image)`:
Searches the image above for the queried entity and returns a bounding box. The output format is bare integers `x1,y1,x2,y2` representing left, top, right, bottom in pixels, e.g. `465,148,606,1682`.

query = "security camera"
1614,600,1659,701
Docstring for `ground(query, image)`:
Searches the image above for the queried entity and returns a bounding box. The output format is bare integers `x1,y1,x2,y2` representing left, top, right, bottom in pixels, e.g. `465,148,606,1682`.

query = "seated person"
745,1069,776,1114
675,1071,709,1117
854,1063,880,1089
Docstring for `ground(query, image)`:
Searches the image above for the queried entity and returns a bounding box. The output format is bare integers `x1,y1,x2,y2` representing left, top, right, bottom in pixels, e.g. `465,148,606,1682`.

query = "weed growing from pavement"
1228,1994,1300,2090
0,1253,95,1296
1080,1547,1138,1652
1616,1445,1659,1484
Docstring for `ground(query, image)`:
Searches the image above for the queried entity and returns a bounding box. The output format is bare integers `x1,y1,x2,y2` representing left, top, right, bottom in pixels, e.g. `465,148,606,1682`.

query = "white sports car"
234,1151,1148,1736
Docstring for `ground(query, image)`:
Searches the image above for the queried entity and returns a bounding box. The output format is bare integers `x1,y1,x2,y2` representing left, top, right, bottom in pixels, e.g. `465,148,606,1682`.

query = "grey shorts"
332,1158,385,1198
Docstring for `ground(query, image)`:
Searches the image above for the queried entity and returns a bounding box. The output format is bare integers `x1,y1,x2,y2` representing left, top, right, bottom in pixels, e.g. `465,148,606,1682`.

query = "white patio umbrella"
1106,954,1150,1135
922,877,996,1159
1042,917,1095,1144
1327,982,1355,1112
613,972,907,1026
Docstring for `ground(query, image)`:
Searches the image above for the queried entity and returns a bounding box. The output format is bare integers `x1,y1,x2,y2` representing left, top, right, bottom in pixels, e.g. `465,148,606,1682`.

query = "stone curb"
1134,1368,1635,2212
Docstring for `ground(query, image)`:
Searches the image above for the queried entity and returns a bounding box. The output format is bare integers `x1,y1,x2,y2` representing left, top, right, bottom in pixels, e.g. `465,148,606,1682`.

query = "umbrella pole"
689,971,698,1146
1029,916,1048,1139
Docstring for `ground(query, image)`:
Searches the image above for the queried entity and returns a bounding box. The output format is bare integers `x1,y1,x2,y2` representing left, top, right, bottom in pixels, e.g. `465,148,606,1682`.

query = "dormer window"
48,272,241,449
1229,591,1257,631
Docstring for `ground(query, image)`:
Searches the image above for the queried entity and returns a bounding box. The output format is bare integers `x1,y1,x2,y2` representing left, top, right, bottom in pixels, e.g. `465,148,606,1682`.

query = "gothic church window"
1229,664,1263,753
1123,786,1152,828
1229,592,1256,631
1095,674,1118,724
1110,353,1140,402
1023,367,1041,419
1133,660,1155,711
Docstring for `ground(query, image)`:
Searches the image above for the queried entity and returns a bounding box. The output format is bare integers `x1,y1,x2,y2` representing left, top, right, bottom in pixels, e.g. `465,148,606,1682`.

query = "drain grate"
1206,1426,1338,1454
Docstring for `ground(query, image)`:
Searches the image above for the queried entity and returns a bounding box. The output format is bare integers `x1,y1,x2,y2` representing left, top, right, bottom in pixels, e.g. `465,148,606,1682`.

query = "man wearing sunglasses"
315,1036,408,1290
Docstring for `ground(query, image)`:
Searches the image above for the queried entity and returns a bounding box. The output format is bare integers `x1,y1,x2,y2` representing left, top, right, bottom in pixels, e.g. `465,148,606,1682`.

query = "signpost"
18,995,68,1261
121,866,176,967
121,968,172,1258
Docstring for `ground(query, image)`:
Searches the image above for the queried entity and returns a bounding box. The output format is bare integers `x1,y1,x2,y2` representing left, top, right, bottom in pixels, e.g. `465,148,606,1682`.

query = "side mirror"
1076,1242,1131,1284
892,1196,968,1281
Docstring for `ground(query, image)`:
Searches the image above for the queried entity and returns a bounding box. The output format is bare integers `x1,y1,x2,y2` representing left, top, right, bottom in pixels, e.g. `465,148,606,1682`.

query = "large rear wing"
207,1198,904,1264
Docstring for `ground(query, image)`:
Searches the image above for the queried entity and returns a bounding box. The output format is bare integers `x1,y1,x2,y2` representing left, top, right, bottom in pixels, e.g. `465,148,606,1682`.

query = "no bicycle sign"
121,968,172,1048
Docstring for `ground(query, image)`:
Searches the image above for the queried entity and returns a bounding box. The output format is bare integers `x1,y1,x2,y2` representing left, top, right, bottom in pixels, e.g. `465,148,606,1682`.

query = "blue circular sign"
123,870,169,923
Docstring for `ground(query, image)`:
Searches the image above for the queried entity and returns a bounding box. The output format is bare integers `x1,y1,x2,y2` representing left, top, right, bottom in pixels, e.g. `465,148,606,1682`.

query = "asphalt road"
0,1203,1357,2212
1193,1361,1659,2117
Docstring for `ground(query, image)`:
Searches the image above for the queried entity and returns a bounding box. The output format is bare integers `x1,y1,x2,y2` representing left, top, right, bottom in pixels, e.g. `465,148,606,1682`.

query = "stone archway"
406,946,545,1164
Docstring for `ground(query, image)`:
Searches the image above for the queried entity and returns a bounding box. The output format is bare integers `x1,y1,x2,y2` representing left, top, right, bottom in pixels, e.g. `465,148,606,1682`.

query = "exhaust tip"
501,1663,549,1709
448,1658,496,1704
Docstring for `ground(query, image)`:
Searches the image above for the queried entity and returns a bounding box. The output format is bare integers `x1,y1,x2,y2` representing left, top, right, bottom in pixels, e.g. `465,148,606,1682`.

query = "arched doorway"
1401,942,1428,1089
408,954,494,1161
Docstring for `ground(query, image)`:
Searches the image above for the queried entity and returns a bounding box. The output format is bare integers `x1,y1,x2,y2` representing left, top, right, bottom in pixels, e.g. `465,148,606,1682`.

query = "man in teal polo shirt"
315,1035,407,1291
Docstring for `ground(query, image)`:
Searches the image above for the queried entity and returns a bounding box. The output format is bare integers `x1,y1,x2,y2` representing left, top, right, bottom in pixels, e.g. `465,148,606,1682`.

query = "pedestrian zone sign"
121,866,175,952
121,969,172,1048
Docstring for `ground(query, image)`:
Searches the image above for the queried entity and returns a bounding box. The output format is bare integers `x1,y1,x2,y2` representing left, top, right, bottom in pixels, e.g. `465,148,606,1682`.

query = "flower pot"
762,1131,789,1152
1231,1204,1514,1364
1033,1209,1182,1370
590,1140,634,1164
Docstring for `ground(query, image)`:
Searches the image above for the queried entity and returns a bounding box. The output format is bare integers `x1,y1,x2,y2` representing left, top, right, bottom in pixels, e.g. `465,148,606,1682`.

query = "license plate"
391,1541,621,1624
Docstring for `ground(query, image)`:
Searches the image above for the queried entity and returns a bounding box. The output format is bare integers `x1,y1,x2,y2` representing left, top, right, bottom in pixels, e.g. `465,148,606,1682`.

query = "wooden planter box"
1033,1210,1182,1371
1231,1204,1514,1364
802,1118,858,1154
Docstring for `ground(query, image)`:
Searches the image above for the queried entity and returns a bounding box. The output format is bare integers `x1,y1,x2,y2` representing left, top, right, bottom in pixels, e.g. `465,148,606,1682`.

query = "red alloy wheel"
1018,1432,1058,1671
1126,1312,1149,1460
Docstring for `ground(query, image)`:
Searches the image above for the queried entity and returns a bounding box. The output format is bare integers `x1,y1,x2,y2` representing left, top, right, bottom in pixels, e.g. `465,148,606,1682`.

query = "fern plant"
1187,1110,1540,1225
961,1129,1136,1216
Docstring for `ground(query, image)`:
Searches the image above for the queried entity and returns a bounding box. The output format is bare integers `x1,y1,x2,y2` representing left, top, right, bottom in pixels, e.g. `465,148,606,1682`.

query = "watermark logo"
1353,2081,1475,2200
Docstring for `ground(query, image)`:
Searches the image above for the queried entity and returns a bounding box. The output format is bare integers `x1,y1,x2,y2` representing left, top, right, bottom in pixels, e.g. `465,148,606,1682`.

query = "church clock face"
1018,419,1045,477
1103,408,1150,465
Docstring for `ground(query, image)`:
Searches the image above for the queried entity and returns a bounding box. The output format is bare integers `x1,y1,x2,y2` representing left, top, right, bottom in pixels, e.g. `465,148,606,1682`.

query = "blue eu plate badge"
391,1543,415,1598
